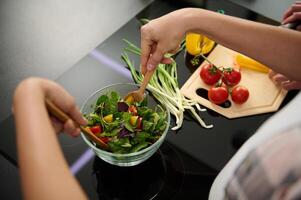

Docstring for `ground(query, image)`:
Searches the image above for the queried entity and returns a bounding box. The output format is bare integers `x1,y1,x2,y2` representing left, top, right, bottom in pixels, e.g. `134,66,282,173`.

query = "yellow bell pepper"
103,114,113,123
186,33,215,55
129,116,138,126
235,53,270,73
125,95,134,105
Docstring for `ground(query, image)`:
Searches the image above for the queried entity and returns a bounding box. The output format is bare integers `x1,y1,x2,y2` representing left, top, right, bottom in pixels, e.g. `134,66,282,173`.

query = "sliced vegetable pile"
121,39,213,130
85,91,167,154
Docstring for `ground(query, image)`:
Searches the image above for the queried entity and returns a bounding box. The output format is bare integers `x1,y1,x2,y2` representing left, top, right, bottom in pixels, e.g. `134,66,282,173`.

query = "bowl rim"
80,82,171,157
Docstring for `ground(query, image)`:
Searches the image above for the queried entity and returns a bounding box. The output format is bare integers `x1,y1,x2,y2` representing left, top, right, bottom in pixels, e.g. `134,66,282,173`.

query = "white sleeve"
209,92,301,200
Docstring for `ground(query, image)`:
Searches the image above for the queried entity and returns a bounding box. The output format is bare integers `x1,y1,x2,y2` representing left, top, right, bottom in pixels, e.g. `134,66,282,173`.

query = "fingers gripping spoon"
124,69,155,102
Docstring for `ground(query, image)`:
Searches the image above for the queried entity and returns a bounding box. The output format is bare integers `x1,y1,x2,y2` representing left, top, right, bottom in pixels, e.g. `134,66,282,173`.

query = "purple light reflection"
89,49,133,80
70,149,94,174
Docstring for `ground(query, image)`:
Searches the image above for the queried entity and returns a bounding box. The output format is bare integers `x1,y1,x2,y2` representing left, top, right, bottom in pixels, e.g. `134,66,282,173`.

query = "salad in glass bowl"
81,83,170,166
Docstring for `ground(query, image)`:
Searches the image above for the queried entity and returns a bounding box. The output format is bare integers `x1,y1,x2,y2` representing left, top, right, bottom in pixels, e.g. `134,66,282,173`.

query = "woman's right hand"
140,8,193,74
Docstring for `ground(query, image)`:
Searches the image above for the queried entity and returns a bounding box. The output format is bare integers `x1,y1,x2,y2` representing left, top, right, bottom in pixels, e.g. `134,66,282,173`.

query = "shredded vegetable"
121,39,213,130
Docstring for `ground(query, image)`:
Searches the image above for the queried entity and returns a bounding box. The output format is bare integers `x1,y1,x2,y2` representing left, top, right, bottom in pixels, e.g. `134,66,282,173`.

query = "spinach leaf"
122,112,132,122
155,111,167,131
142,120,154,132
108,142,124,153
131,142,149,153
124,121,134,132
138,107,153,120
132,132,153,144
100,128,121,137
101,92,121,115
86,113,101,126
96,95,109,106
136,95,148,107
110,91,120,103
104,120,121,132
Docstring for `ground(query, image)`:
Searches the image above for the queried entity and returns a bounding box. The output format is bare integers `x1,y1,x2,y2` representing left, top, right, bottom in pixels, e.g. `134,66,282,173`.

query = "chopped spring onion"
121,39,213,130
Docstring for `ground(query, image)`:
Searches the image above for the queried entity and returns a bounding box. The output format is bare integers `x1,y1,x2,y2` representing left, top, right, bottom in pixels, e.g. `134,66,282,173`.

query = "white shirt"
209,92,301,200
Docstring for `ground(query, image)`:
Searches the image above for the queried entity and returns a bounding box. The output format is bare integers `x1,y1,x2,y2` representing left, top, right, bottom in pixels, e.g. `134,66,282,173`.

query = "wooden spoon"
125,69,155,102
45,99,108,149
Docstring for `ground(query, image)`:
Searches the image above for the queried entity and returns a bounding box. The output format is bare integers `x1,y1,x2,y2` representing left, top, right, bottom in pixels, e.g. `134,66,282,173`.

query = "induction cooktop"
75,142,216,200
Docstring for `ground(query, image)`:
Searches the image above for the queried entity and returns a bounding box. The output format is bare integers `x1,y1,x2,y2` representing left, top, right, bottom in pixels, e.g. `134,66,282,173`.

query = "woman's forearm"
183,8,301,81
13,79,87,200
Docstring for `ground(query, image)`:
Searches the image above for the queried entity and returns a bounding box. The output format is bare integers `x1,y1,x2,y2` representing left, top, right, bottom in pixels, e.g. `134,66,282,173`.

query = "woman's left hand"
269,70,301,90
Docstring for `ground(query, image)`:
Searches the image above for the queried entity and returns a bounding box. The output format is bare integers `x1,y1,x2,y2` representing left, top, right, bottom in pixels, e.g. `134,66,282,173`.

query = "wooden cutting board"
180,45,287,118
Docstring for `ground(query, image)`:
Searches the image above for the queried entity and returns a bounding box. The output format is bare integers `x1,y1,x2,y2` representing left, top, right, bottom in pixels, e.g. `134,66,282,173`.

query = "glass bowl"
80,83,170,167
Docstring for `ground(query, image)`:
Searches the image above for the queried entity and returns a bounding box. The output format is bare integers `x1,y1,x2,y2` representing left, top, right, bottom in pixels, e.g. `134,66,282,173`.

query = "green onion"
121,39,213,130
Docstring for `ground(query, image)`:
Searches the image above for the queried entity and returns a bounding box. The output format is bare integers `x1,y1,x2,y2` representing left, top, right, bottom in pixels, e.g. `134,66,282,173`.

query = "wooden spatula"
124,69,155,102
45,98,108,149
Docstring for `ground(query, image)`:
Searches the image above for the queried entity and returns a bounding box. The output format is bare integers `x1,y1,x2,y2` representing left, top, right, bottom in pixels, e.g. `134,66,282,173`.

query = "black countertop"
228,0,295,22
0,0,298,199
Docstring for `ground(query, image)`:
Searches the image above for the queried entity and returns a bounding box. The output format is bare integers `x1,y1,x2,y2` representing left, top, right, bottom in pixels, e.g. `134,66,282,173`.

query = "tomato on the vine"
231,86,249,104
222,67,241,86
200,64,222,85
208,86,229,105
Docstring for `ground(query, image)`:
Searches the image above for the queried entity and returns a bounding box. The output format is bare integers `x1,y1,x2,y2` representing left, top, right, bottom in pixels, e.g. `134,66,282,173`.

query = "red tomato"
90,125,102,134
231,86,249,104
222,67,241,86
136,117,143,129
200,64,222,85
208,87,229,104
128,105,138,116
100,137,110,143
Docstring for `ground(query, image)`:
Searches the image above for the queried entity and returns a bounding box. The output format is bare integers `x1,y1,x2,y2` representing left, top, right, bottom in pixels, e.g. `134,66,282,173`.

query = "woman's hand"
13,77,87,137
269,70,301,90
13,77,88,200
282,1,301,30
140,9,191,74
268,2,301,91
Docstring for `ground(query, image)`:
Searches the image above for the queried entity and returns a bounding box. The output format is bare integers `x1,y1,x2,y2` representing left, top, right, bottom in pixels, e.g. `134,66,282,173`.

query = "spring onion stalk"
121,39,213,130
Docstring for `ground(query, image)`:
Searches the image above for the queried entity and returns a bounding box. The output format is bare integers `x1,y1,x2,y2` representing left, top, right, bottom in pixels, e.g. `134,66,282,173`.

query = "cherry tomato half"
208,86,229,105
200,63,222,85
222,67,241,86
90,125,102,134
231,86,249,104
